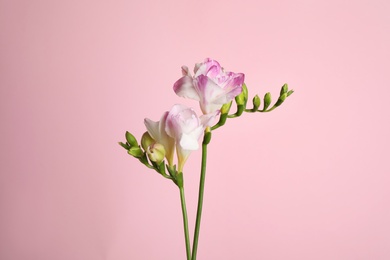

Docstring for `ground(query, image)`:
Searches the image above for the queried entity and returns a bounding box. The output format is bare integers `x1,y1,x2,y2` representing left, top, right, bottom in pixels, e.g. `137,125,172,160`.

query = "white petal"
144,118,161,141
179,132,200,150
200,111,219,127
173,76,200,101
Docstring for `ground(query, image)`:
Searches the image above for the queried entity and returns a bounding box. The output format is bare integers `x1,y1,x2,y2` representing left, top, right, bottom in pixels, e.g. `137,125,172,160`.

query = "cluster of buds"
211,83,294,130
120,58,293,186
119,130,182,185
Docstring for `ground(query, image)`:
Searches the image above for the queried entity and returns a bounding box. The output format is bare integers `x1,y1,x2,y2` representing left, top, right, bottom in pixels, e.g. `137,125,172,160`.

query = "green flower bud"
128,146,143,158
125,131,138,147
235,83,248,106
252,95,261,110
147,143,166,165
274,92,287,107
263,92,272,110
280,83,288,95
220,101,232,114
141,132,155,151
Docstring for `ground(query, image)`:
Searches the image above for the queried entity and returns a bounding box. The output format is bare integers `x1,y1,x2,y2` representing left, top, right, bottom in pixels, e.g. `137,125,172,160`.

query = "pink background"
1,0,390,259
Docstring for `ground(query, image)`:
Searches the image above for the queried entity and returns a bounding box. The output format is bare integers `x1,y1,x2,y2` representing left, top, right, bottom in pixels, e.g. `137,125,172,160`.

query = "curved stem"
191,133,210,260
179,186,191,260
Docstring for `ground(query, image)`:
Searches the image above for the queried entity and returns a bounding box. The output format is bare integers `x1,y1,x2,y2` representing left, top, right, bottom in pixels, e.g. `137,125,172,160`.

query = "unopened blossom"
173,58,245,114
146,143,166,165
144,112,175,166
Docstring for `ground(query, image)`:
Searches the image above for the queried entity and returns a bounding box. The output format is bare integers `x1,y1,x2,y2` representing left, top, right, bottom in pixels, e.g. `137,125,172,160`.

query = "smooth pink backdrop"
1,0,390,259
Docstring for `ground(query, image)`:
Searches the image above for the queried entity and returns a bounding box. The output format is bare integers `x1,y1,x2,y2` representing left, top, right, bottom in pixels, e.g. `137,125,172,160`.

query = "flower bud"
274,92,287,107
235,83,248,106
252,95,261,110
128,146,143,158
125,131,138,147
220,101,232,114
141,132,155,151
263,92,272,110
147,143,166,165
280,83,288,95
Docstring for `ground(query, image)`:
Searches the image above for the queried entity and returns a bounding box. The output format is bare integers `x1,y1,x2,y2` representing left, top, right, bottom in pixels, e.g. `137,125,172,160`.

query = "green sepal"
287,90,294,97
118,142,130,150
280,83,288,95
263,92,272,110
203,131,212,145
125,131,138,147
139,153,150,165
167,165,177,178
157,162,166,174
175,172,184,188
238,104,245,116
219,113,228,126
128,146,143,158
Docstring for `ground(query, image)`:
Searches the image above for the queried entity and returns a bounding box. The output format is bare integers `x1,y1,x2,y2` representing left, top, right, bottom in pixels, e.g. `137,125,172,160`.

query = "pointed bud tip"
125,131,138,147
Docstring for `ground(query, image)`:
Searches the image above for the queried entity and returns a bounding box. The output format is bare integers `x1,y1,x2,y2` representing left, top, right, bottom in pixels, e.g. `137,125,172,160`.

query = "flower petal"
200,111,219,127
195,75,226,102
194,58,222,78
144,118,161,141
194,75,226,113
179,132,200,150
144,112,175,166
181,66,191,76
173,76,200,101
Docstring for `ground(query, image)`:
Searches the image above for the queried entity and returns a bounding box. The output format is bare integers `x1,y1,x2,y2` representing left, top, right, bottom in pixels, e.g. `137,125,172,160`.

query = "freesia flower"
144,104,216,172
173,58,245,114
166,104,216,172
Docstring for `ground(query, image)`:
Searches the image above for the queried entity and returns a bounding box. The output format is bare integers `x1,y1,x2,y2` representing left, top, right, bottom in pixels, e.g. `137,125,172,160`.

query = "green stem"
179,186,191,260
191,132,211,260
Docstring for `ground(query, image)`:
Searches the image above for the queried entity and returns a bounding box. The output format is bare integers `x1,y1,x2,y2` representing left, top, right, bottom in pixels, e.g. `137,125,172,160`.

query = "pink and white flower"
144,104,216,172
166,104,215,171
173,58,245,114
